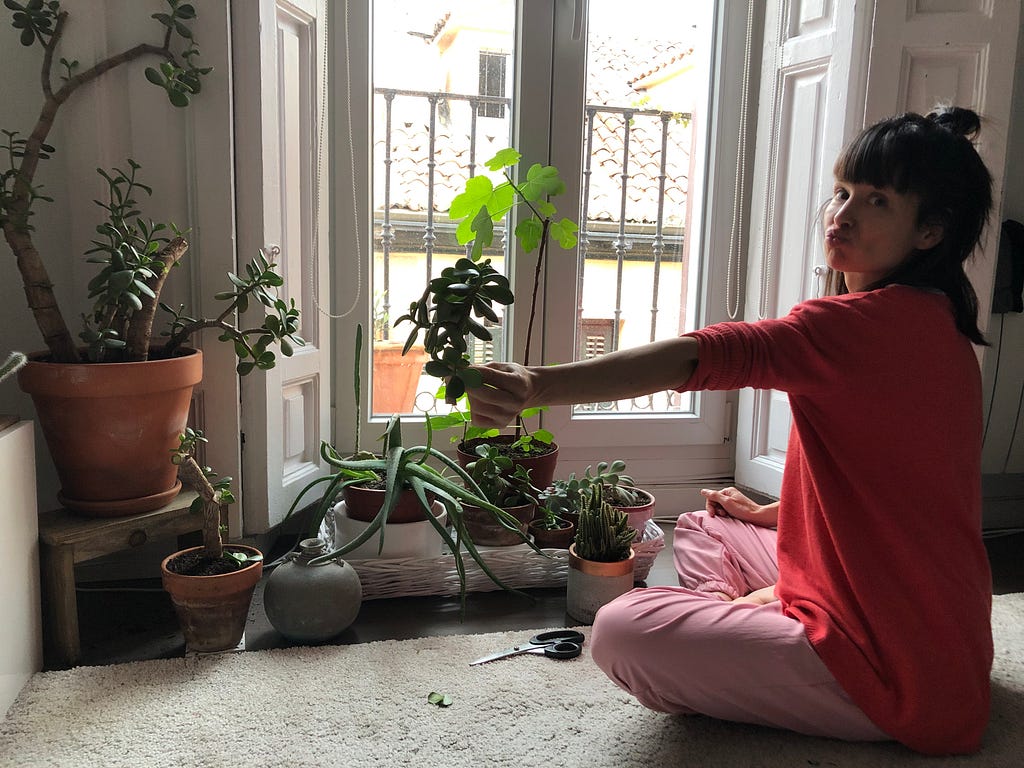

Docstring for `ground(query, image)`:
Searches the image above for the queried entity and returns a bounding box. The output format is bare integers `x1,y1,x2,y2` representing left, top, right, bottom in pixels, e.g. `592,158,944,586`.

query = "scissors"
469,630,585,665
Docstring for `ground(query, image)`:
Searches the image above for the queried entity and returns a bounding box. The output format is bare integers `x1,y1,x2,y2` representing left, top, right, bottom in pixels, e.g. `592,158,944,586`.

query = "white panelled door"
233,0,331,532
735,0,1021,499
735,0,874,497
863,0,1021,330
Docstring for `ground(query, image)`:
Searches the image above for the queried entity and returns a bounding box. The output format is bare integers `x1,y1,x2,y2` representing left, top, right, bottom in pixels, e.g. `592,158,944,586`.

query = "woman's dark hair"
824,107,993,345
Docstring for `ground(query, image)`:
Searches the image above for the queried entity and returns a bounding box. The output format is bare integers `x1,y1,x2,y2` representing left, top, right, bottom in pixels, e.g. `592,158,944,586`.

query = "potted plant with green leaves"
286,414,543,606
461,442,541,546
527,502,575,550
566,484,637,625
160,428,264,653
396,148,578,487
2,1,301,515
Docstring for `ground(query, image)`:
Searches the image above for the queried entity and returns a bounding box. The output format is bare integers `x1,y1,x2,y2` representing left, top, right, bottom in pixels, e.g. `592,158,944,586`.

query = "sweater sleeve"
681,300,854,396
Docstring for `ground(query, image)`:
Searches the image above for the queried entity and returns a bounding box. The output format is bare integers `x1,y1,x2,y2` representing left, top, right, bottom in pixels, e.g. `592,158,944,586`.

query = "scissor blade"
469,647,521,666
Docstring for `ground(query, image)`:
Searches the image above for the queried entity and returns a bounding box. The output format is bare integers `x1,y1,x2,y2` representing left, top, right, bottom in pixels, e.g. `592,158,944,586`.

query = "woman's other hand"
700,486,779,527
465,362,533,429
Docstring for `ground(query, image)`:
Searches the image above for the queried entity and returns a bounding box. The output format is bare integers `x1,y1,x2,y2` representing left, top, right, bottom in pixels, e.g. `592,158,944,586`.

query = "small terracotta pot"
18,347,202,516
462,502,535,546
161,545,263,653
529,519,575,549
342,483,432,524
457,435,559,491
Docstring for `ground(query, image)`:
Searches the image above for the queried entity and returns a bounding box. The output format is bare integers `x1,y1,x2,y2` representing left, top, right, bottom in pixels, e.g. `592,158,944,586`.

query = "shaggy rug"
2,593,1022,768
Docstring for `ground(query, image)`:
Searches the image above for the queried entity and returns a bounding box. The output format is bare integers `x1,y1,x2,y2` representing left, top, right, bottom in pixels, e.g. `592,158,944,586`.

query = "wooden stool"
38,490,202,669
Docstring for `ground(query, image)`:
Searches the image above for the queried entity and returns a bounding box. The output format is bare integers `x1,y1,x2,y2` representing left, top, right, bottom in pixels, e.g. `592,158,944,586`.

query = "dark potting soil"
462,437,557,460
165,551,244,577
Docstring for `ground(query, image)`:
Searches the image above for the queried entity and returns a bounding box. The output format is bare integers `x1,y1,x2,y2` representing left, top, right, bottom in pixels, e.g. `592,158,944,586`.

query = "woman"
466,108,995,755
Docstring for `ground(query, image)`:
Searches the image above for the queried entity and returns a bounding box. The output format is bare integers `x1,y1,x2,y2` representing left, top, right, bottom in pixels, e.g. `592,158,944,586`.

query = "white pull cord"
725,0,755,320
308,0,361,320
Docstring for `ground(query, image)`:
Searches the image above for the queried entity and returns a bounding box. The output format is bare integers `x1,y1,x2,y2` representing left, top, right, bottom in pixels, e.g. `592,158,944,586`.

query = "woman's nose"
831,199,854,226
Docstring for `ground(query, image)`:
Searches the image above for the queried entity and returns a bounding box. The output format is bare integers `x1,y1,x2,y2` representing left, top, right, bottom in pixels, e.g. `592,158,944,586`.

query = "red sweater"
685,286,992,754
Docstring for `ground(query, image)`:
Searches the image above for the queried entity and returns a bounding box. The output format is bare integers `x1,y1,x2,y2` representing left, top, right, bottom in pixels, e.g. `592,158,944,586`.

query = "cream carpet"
2,593,1022,768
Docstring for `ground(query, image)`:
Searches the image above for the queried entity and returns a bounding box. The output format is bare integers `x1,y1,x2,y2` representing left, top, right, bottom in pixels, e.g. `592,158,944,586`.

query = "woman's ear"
915,221,944,250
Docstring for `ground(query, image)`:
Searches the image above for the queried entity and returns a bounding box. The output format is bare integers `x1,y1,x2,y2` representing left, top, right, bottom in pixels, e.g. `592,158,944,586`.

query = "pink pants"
590,510,889,741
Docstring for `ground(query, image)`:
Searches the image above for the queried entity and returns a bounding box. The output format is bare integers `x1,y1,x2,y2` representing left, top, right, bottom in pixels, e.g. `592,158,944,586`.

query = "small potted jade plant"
160,428,264,653
565,484,637,625
461,442,542,546
396,148,578,486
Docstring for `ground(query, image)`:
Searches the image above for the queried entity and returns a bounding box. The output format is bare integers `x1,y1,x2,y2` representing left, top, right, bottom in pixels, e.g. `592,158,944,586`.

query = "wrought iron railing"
372,88,692,380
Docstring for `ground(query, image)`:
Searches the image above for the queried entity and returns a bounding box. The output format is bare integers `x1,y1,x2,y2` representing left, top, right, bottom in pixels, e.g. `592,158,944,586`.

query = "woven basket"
320,513,665,600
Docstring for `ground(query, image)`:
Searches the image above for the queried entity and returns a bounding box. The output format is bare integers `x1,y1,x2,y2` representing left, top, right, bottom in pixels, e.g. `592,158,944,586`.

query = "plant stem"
176,455,224,559
4,8,180,362
126,237,189,360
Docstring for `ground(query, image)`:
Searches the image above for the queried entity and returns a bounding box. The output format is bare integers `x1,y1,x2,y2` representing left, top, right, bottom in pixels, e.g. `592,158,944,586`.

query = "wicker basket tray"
321,517,665,601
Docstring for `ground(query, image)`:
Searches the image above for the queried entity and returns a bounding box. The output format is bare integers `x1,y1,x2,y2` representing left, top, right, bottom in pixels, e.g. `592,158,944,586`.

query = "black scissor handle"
530,630,586,645
543,641,583,660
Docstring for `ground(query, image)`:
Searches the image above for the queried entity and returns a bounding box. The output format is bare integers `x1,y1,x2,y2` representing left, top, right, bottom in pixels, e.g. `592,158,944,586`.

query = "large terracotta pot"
17,348,202,516
161,545,263,653
457,435,559,491
372,341,428,414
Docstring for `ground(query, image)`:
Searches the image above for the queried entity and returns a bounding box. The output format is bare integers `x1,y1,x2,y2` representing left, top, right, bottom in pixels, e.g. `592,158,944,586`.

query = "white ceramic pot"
333,500,447,560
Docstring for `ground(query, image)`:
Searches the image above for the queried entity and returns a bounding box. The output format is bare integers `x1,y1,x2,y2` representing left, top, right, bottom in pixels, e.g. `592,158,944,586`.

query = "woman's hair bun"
926,105,981,140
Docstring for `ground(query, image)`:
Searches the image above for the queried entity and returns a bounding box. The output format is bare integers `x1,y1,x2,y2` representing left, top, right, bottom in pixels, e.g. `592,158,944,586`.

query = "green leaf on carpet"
427,692,453,707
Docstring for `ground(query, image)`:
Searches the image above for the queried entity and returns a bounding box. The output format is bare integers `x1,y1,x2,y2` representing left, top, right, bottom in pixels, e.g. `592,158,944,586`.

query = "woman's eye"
833,189,848,200
870,196,887,207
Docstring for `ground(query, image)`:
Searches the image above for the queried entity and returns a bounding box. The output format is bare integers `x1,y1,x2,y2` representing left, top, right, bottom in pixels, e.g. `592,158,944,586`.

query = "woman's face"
822,179,942,292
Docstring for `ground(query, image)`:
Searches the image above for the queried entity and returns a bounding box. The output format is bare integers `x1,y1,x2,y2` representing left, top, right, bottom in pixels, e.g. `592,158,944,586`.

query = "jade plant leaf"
427,691,453,707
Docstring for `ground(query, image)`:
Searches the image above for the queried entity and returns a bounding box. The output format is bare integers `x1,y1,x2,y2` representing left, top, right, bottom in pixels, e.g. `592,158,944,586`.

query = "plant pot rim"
613,487,656,509
568,543,635,576
160,544,263,578
23,345,200,366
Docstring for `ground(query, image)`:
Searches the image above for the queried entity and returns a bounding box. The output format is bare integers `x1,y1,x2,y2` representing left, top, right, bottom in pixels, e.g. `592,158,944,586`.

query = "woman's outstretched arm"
466,335,700,429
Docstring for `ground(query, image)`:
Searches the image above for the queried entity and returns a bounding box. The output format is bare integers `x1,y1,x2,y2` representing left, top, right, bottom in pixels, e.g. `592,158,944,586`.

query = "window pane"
573,1,714,416
370,1,515,416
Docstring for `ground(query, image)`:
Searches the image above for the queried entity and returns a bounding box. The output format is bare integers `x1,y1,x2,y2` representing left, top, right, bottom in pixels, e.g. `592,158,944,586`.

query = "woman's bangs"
833,124,914,192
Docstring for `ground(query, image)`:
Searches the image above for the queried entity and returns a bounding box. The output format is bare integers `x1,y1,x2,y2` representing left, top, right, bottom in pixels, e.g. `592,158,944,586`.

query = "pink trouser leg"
590,511,889,742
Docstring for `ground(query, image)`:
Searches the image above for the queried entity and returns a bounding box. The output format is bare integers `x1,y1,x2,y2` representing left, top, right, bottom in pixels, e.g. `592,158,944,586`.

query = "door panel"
234,0,331,532
735,0,872,497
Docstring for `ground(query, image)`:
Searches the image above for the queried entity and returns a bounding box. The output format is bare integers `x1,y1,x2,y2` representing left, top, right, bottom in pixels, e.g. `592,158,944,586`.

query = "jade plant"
464,442,541,508
573,484,636,563
170,427,262,571
396,147,577,444
1,1,293,371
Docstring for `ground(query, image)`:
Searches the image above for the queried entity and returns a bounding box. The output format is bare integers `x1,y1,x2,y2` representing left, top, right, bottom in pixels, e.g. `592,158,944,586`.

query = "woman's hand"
465,362,534,429
733,585,778,606
700,486,779,527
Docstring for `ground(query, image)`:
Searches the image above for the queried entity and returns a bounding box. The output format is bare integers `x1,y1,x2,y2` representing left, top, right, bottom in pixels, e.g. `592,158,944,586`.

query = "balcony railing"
371,87,694,414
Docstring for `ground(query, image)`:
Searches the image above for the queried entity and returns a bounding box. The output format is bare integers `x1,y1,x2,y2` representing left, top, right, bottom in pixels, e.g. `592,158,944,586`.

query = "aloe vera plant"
287,414,542,604
286,323,542,604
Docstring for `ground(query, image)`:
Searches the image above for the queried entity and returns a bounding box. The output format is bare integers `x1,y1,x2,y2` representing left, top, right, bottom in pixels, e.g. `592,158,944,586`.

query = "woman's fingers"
465,362,529,428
